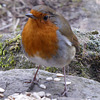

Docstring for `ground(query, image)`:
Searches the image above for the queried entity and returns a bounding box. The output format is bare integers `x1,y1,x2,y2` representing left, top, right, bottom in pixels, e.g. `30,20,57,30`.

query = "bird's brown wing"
58,15,80,52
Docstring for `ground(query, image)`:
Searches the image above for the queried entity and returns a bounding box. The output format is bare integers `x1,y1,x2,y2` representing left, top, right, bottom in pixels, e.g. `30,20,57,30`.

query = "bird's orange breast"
22,17,59,59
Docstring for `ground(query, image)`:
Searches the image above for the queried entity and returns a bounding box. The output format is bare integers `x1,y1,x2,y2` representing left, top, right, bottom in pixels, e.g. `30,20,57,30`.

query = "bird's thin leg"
33,65,40,81
27,65,40,92
61,66,68,97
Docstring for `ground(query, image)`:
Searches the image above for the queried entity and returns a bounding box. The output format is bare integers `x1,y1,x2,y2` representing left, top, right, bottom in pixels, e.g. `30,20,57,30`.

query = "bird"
21,5,79,96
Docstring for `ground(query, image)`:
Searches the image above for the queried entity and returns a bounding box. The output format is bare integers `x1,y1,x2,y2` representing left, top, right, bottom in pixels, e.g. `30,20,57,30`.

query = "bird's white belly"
28,45,75,68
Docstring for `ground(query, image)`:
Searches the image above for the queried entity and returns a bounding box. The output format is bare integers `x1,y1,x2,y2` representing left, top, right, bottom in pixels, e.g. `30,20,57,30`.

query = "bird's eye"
43,15,48,21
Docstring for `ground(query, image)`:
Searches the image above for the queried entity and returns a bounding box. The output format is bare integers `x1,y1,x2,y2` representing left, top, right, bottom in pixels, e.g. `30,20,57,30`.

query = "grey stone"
0,69,100,100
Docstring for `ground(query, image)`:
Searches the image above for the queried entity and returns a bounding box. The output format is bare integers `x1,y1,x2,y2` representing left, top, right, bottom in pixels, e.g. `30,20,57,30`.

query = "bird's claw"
61,90,68,97
26,80,39,92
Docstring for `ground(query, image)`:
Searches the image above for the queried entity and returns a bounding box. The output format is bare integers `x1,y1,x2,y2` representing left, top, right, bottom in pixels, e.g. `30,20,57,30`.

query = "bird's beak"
25,13,36,19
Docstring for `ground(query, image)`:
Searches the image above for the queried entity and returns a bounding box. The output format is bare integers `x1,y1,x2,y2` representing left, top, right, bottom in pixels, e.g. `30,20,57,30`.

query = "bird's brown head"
22,5,79,59
25,5,59,27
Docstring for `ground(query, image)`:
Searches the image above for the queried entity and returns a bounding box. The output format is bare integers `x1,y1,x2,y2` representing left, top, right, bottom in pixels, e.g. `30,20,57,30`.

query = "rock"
39,84,46,89
54,78,61,82
45,93,51,97
65,82,71,85
46,77,53,81
0,93,4,98
25,92,31,96
56,73,64,77
37,91,45,97
0,88,5,93
31,92,41,99
0,69,100,100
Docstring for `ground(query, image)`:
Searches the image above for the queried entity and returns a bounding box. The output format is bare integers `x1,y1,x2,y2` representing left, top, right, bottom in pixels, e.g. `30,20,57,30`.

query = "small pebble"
12,93,20,96
56,73,64,77
0,87,5,93
38,91,45,97
52,99,57,100
31,92,41,99
25,92,31,96
54,78,61,82
66,81,71,85
8,95,15,100
8,93,20,100
0,93,4,98
15,94,30,100
46,77,53,81
40,84,46,89
46,93,51,97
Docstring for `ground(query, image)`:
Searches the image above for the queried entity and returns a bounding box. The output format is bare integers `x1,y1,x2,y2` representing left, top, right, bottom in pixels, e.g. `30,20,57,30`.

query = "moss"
0,34,21,70
0,49,3,56
86,41,99,52
5,34,21,45
89,55,100,81
92,31,99,35
81,68,89,78
89,36,95,40
45,67,58,73
0,53,16,69
3,50,7,56
21,64,34,69
0,43,3,49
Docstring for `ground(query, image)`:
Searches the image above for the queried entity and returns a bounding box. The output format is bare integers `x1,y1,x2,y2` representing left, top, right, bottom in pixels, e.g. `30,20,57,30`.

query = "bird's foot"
27,79,39,92
61,88,68,97
26,65,40,92
54,90,68,97
61,91,68,97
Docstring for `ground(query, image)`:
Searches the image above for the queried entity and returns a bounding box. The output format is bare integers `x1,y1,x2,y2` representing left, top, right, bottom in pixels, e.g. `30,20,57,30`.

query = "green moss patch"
0,34,21,70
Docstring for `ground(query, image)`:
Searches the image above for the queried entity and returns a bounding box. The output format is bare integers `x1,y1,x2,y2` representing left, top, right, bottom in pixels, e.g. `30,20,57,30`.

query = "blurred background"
0,0,100,34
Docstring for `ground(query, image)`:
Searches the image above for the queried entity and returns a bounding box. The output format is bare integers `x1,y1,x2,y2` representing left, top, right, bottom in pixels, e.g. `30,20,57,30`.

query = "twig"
13,18,20,34
19,0,27,6
0,23,13,31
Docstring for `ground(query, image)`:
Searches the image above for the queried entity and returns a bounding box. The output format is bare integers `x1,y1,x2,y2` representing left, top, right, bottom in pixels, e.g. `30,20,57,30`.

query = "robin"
21,5,79,96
